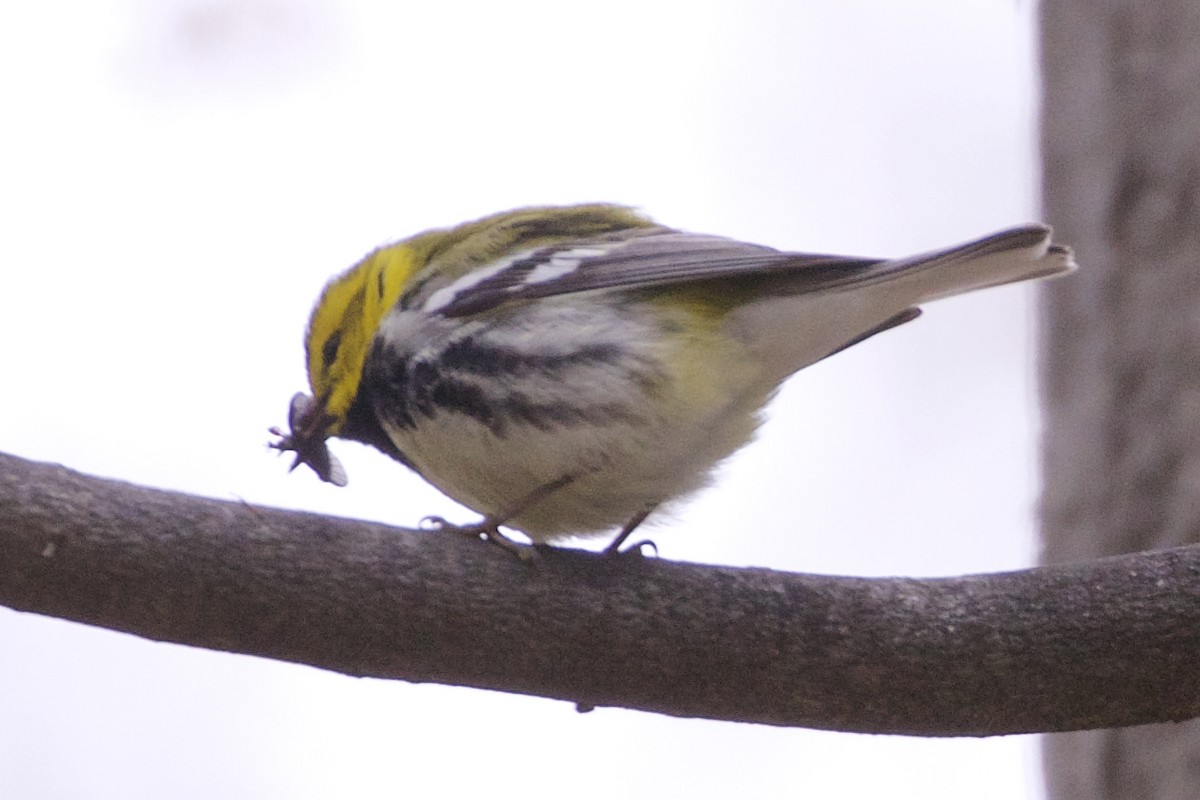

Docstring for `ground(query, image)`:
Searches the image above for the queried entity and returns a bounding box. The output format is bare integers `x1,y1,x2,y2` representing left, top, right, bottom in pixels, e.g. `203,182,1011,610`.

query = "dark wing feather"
426,231,885,318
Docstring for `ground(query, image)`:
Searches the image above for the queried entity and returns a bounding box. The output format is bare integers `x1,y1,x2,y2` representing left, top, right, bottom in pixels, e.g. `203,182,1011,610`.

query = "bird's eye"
322,331,342,369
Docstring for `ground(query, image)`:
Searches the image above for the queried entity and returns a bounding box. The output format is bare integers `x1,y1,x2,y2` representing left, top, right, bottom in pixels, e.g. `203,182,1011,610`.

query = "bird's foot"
421,515,538,561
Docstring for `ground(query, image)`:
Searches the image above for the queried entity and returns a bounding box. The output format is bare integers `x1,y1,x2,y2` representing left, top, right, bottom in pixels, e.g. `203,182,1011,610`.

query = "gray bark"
3,450,1200,734
1041,2,1200,797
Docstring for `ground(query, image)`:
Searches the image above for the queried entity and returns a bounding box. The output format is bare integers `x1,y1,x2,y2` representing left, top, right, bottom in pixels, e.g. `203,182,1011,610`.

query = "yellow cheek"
305,245,419,432
322,366,362,431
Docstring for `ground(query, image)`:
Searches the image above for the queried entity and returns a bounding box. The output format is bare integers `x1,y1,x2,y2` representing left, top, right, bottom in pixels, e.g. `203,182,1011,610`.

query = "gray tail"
875,225,1076,304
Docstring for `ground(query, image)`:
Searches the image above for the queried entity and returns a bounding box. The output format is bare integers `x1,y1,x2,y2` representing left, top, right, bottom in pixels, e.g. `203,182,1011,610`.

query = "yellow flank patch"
305,244,417,430
652,294,754,418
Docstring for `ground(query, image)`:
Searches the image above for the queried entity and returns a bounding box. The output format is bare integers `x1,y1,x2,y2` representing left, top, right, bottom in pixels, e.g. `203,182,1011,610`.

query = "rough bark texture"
1041,2,1200,797
3,450,1200,734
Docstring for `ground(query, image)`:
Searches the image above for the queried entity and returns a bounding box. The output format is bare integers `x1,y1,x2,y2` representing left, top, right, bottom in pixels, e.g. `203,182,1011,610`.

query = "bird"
271,204,1075,553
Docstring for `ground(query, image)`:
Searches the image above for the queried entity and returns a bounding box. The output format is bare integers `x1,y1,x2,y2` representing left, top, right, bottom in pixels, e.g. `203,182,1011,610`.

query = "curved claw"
422,515,537,561
610,538,658,558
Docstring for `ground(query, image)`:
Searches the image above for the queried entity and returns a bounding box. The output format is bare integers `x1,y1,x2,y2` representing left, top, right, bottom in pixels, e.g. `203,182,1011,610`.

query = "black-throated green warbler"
272,204,1074,552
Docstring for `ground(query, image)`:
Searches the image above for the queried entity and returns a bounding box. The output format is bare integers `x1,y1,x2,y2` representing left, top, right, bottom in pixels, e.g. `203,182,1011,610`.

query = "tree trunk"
1040,2,1200,798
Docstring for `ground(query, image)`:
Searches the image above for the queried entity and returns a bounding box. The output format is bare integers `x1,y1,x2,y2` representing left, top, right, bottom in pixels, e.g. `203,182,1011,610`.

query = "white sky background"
0,1,1053,797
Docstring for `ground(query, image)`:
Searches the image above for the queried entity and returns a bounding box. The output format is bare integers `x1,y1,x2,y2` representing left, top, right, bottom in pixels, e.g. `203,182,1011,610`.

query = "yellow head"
300,204,654,439
304,244,417,436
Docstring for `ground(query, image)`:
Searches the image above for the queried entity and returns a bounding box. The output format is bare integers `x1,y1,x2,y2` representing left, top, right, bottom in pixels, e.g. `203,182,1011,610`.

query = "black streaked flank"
428,379,497,430
363,340,500,434
361,336,661,438
438,336,625,378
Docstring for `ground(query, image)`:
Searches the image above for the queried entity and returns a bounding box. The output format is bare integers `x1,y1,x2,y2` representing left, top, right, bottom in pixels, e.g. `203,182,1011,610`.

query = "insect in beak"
269,392,348,487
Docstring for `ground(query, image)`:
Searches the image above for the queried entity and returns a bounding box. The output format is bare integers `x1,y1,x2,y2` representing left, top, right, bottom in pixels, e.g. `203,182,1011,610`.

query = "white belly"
370,296,769,541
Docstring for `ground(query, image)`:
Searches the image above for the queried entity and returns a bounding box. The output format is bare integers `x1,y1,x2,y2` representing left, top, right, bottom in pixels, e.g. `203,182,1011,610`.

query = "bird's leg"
603,505,658,556
422,473,577,559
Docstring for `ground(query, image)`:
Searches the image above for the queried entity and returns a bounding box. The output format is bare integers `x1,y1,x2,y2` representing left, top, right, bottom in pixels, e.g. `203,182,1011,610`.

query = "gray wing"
421,230,885,318
420,225,1056,319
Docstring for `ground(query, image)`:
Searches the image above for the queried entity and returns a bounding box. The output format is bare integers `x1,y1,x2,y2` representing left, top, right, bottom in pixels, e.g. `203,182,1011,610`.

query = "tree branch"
1,449,1198,735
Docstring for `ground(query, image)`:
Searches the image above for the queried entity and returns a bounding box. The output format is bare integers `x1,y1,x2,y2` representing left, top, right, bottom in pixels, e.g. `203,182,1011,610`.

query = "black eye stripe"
322,331,342,369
